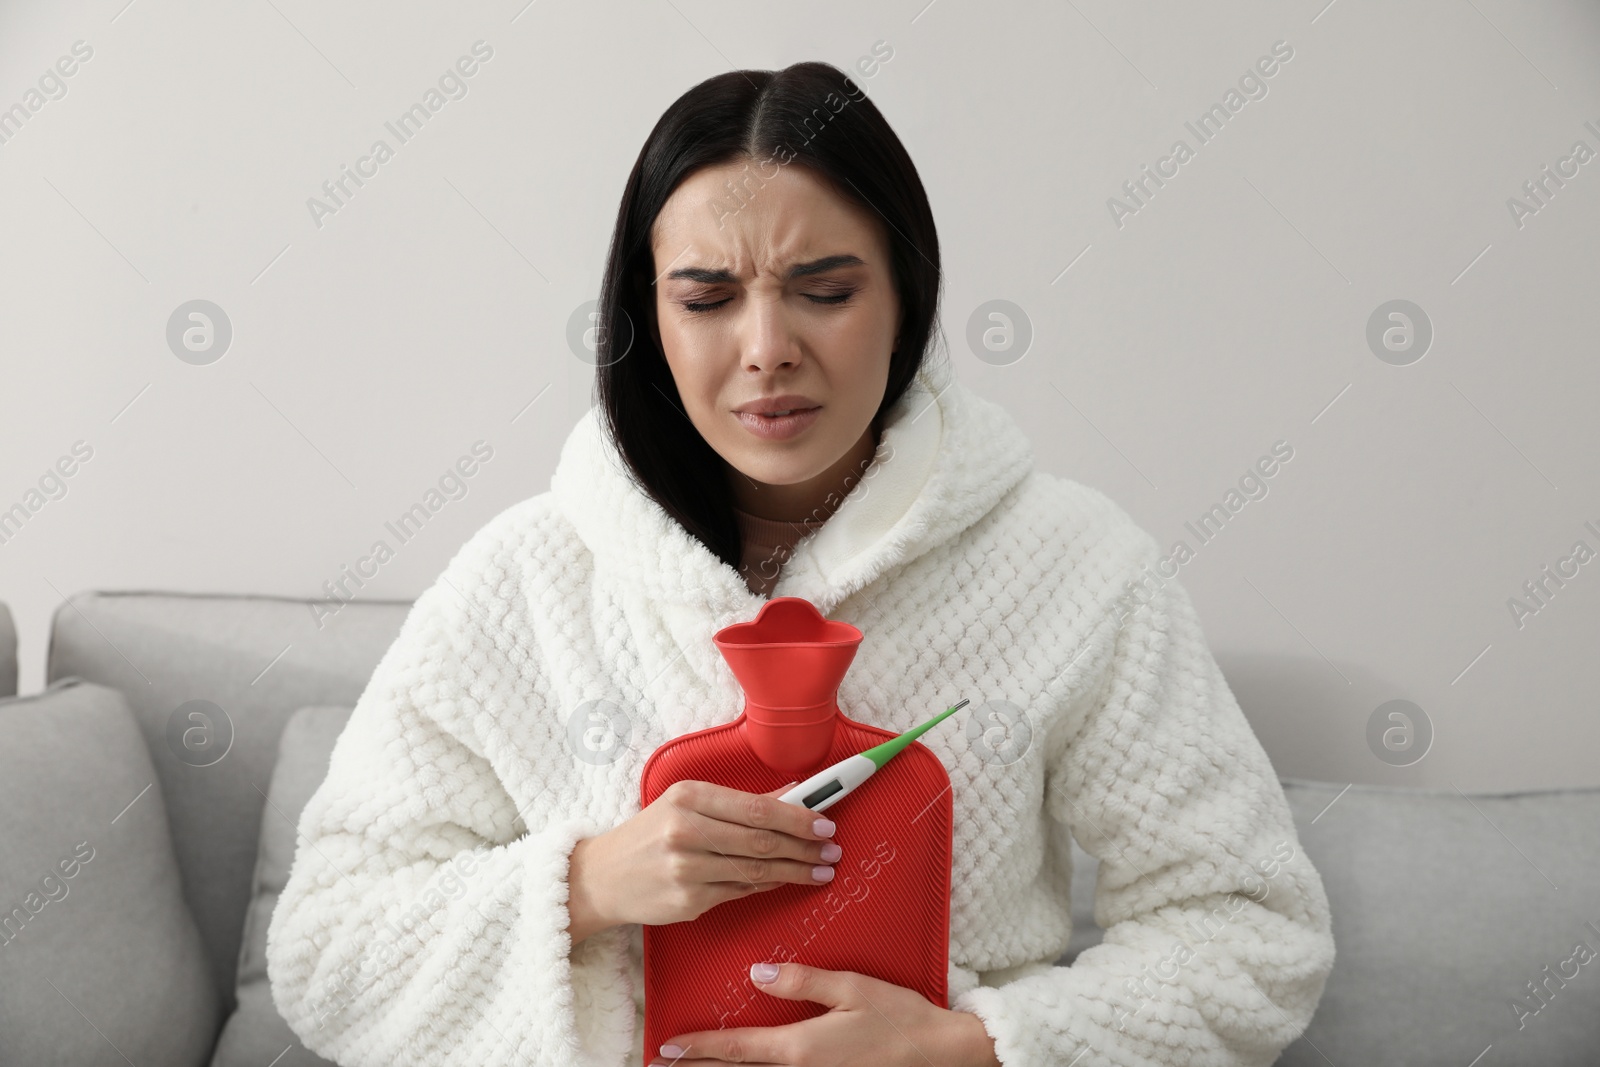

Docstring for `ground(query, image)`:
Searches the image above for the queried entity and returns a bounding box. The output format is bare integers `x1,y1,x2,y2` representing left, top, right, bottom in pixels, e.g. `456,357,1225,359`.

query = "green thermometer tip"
857,698,971,770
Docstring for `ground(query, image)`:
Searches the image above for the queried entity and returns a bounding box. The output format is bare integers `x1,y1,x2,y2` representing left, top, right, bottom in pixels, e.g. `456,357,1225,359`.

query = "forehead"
650,159,886,277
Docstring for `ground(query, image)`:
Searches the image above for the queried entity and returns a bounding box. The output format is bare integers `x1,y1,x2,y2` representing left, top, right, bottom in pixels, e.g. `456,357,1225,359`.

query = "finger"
683,805,842,869
746,961,859,1010
696,846,837,887
650,1058,785,1067
653,1026,792,1066
703,877,809,911
711,880,784,895
659,785,837,897
679,779,839,845
658,807,833,895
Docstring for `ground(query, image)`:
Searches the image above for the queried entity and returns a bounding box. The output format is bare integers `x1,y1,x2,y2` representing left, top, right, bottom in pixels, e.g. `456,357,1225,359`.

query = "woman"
266,61,1334,1067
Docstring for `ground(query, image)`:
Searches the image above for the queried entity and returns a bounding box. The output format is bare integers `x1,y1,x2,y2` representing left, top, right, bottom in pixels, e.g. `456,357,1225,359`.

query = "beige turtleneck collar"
732,506,828,598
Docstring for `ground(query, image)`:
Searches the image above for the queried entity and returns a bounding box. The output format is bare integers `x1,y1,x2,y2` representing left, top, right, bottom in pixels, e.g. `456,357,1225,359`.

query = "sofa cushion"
45,590,413,1014
0,678,221,1066
1056,839,1103,966
211,704,353,1067
1275,777,1600,1066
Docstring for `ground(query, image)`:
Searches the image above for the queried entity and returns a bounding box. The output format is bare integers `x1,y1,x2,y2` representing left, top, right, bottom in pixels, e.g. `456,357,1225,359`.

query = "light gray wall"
2,0,1596,789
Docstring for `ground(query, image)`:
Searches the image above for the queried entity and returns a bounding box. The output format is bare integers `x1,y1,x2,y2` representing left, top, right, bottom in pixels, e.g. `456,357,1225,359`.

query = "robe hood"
549,354,1036,618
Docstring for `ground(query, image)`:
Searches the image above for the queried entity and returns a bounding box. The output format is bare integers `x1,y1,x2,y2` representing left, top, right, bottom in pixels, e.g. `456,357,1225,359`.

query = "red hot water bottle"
638,597,953,1057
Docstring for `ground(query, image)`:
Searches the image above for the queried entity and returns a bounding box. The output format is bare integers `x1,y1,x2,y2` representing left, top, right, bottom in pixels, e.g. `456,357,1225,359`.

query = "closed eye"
679,290,857,314
807,290,854,306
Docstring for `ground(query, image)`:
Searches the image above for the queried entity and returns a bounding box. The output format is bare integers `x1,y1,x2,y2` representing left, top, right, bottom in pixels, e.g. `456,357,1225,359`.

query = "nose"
740,292,802,374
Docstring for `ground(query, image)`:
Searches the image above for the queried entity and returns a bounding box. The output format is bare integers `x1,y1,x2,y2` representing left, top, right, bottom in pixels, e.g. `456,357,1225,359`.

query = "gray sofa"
0,592,1595,1066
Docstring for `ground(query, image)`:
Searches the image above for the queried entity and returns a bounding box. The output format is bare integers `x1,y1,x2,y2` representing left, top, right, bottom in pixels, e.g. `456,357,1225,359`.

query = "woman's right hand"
571,779,843,933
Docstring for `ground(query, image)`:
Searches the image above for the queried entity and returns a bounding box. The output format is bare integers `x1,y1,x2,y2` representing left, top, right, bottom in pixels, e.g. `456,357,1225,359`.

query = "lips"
734,394,822,416
735,407,823,440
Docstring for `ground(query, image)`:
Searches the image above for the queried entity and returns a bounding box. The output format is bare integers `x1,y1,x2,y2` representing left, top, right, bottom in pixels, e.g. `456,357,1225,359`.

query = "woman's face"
647,158,901,521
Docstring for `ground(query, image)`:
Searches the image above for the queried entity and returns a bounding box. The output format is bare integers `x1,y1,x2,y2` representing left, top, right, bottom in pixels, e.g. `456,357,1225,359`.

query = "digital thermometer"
778,699,970,813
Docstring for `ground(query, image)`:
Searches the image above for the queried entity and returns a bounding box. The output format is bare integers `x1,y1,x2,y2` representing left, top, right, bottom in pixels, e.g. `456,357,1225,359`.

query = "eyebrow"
664,253,866,284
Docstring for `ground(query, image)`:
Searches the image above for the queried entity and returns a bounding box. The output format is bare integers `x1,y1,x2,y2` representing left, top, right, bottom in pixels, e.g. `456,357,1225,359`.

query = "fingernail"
820,841,842,863
660,1043,685,1058
812,865,834,882
750,961,780,982
813,818,835,837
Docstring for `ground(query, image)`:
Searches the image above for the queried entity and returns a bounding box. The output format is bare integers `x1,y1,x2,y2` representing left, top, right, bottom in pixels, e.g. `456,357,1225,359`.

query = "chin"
733,457,819,487
728,436,829,472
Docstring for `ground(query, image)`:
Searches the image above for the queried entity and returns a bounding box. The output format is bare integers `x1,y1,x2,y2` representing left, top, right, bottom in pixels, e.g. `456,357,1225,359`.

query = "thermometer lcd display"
801,778,845,808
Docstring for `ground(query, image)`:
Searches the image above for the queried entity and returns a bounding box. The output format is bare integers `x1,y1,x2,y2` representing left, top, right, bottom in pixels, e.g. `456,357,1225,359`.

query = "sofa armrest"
0,602,16,698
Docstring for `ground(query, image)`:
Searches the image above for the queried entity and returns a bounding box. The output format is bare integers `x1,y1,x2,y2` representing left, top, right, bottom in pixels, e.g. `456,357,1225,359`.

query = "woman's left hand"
649,961,994,1067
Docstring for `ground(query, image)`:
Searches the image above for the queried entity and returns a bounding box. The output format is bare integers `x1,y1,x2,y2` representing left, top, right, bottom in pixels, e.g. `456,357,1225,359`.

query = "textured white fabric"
265,353,1335,1066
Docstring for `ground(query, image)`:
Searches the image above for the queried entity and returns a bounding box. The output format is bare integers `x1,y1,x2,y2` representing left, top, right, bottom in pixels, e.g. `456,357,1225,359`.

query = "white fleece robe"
265,353,1335,1066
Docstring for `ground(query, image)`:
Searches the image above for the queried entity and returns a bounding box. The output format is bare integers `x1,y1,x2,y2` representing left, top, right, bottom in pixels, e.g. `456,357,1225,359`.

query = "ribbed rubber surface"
639,711,952,1057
